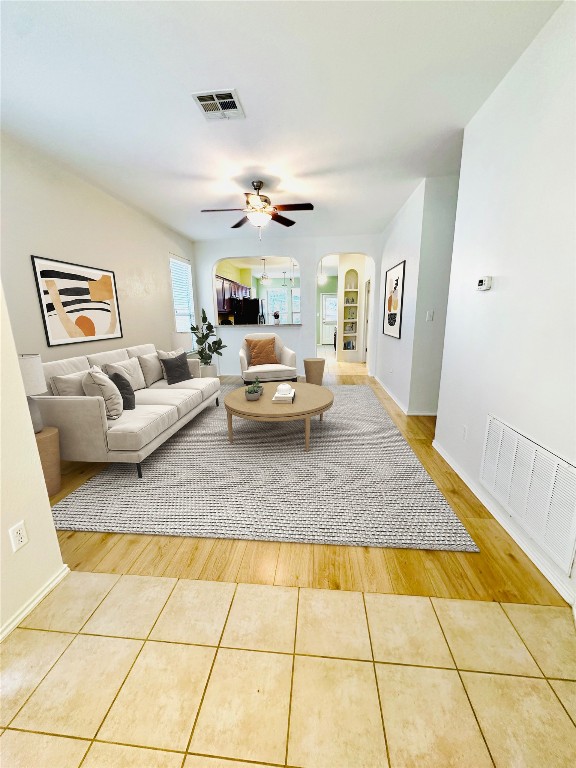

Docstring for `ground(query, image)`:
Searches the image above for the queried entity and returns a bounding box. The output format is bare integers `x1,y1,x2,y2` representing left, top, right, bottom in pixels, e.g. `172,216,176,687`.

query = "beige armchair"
240,333,297,382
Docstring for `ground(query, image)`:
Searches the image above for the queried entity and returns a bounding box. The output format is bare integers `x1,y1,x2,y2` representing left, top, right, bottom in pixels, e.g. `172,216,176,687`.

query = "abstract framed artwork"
31,256,123,347
383,260,405,338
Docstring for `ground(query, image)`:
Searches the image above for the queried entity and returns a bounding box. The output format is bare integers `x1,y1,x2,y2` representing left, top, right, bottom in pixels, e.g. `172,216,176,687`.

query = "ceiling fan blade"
273,203,314,211
201,208,245,212
231,216,249,228
272,213,296,227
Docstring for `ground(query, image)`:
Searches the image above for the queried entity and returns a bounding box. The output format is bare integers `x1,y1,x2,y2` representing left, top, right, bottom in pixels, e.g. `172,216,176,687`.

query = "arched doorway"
316,253,372,376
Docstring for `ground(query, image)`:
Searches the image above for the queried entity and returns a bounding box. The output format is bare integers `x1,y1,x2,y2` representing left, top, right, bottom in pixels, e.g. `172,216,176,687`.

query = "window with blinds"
169,257,196,332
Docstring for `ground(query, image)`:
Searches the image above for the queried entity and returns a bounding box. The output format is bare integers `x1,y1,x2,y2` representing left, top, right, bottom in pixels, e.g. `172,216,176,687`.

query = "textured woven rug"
52,384,478,552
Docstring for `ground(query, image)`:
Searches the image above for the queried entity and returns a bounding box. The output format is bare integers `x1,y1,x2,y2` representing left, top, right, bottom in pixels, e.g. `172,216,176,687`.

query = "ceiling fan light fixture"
247,210,272,227
247,193,265,209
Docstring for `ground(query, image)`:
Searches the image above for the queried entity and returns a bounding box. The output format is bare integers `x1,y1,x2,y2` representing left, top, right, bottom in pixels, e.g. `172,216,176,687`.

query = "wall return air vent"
192,90,245,120
480,415,576,574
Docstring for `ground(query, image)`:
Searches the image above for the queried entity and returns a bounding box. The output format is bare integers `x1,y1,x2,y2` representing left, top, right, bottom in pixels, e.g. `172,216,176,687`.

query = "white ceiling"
1,1,559,241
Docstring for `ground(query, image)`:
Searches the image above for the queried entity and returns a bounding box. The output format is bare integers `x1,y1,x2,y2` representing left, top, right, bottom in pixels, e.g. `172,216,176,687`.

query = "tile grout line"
78,575,180,767
362,592,391,768
428,597,497,768
181,581,239,765
499,602,576,729
3,632,78,731
283,586,300,766
3,569,121,733
498,602,548,678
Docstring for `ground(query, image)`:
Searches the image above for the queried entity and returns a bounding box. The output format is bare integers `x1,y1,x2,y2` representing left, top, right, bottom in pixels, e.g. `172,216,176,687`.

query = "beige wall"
0,286,66,637
1,134,195,361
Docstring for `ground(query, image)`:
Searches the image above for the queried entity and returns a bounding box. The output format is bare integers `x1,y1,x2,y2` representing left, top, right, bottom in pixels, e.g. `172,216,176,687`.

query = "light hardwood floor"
52,371,566,607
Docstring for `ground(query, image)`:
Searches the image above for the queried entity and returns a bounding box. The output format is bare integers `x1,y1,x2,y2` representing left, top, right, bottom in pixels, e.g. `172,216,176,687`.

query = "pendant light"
317,257,327,285
260,258,271,285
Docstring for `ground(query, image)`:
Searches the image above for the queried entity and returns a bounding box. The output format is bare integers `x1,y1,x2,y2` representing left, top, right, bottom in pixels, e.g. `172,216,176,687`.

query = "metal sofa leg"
216,397,219,406
136,463,143,479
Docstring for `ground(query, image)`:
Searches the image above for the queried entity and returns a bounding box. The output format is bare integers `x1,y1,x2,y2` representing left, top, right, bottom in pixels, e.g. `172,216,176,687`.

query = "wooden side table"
303,357,326,386
35,426,61,497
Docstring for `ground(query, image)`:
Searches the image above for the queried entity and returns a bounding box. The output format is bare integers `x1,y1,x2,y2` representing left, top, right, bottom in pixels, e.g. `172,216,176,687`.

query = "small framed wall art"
383,260,405,338
31,256,123,347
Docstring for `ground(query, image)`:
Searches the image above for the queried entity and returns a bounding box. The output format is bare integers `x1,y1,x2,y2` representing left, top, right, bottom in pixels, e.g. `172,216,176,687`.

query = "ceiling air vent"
192,90,245,120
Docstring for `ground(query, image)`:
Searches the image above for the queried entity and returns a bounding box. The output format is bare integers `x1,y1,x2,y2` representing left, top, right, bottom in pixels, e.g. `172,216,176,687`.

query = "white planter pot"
200,364,217,378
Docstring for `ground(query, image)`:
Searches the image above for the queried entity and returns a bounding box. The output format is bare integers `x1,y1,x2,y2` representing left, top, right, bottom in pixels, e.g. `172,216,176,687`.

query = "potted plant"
273,310,280,326
190,308,227,378
245,379,262,400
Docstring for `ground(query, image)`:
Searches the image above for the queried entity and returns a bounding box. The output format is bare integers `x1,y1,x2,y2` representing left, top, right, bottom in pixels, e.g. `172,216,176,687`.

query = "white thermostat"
477,276,492,291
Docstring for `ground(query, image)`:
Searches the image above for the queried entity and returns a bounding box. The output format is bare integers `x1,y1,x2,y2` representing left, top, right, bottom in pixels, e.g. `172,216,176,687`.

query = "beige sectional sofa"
37,343,220,477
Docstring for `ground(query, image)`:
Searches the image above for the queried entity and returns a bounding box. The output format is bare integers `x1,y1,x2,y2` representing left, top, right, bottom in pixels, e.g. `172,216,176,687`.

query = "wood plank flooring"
52,373,567,606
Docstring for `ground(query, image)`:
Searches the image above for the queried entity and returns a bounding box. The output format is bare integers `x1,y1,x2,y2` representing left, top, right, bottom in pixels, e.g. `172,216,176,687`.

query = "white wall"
0,286,67,638
374,177,458,414
194,234,382,376
434,4,576,595
410,176,460,413
1,134,195,361
375,182,425,411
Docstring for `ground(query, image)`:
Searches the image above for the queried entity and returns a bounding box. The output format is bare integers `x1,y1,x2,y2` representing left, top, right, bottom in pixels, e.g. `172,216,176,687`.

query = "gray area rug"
52,385,479,552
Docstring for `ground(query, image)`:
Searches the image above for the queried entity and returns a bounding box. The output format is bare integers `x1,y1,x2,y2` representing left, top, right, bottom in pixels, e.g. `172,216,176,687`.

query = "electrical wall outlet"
9,521,28,552
426,310,435,322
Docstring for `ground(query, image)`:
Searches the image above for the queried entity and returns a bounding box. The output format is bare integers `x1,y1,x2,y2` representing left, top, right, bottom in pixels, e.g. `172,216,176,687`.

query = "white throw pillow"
157,348,186,380
51,365,103,396
104,358,146,391
50,370,87,397
138,353,163,387
82,368,123,419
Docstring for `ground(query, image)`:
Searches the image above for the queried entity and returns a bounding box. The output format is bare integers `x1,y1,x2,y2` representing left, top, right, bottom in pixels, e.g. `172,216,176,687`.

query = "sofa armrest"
35,395,110,462
187,358,201,378
280,346,296,368
239,348,248,376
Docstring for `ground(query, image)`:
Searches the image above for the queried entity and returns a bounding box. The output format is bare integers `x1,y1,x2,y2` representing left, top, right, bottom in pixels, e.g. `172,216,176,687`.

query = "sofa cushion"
109,372,136,410
137,353,164,387
82,369,123,419
244,364,297,382
126,343,156,358
106,405,178,451
43,356,90,394
134,387,202,418
87,349,129,368
51,370,89,397
157,348,185,380
104,358,146,391
149,376,219,401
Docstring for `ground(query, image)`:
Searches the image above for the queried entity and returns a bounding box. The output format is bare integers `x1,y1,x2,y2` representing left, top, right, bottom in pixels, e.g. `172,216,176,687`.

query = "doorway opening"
316,253,371,375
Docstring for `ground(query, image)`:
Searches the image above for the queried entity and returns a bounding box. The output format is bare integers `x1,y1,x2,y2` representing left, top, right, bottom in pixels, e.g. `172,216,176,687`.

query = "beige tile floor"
1,572,575,768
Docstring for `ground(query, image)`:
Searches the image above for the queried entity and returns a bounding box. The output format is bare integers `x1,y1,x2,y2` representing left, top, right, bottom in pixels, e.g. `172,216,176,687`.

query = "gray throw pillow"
160,352,192,386
109,372,136,410
104,357,146,391
138,353,163,387
157,348,186,380
82,369,123,419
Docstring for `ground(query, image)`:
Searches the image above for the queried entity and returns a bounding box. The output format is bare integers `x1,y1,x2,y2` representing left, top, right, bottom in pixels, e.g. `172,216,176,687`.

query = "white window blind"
169,257,195,332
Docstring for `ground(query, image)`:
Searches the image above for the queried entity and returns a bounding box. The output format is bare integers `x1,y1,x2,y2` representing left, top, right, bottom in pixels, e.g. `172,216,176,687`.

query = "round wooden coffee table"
224,382,334,451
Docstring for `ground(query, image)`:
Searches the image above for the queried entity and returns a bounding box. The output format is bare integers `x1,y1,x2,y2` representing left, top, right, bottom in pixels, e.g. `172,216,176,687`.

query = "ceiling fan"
201,180,314,229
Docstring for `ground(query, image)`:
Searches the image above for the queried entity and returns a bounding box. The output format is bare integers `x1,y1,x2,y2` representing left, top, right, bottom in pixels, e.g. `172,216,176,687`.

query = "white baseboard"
372,377,437,417
373,377,409,414
432,439,576,607
0,564,70,641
